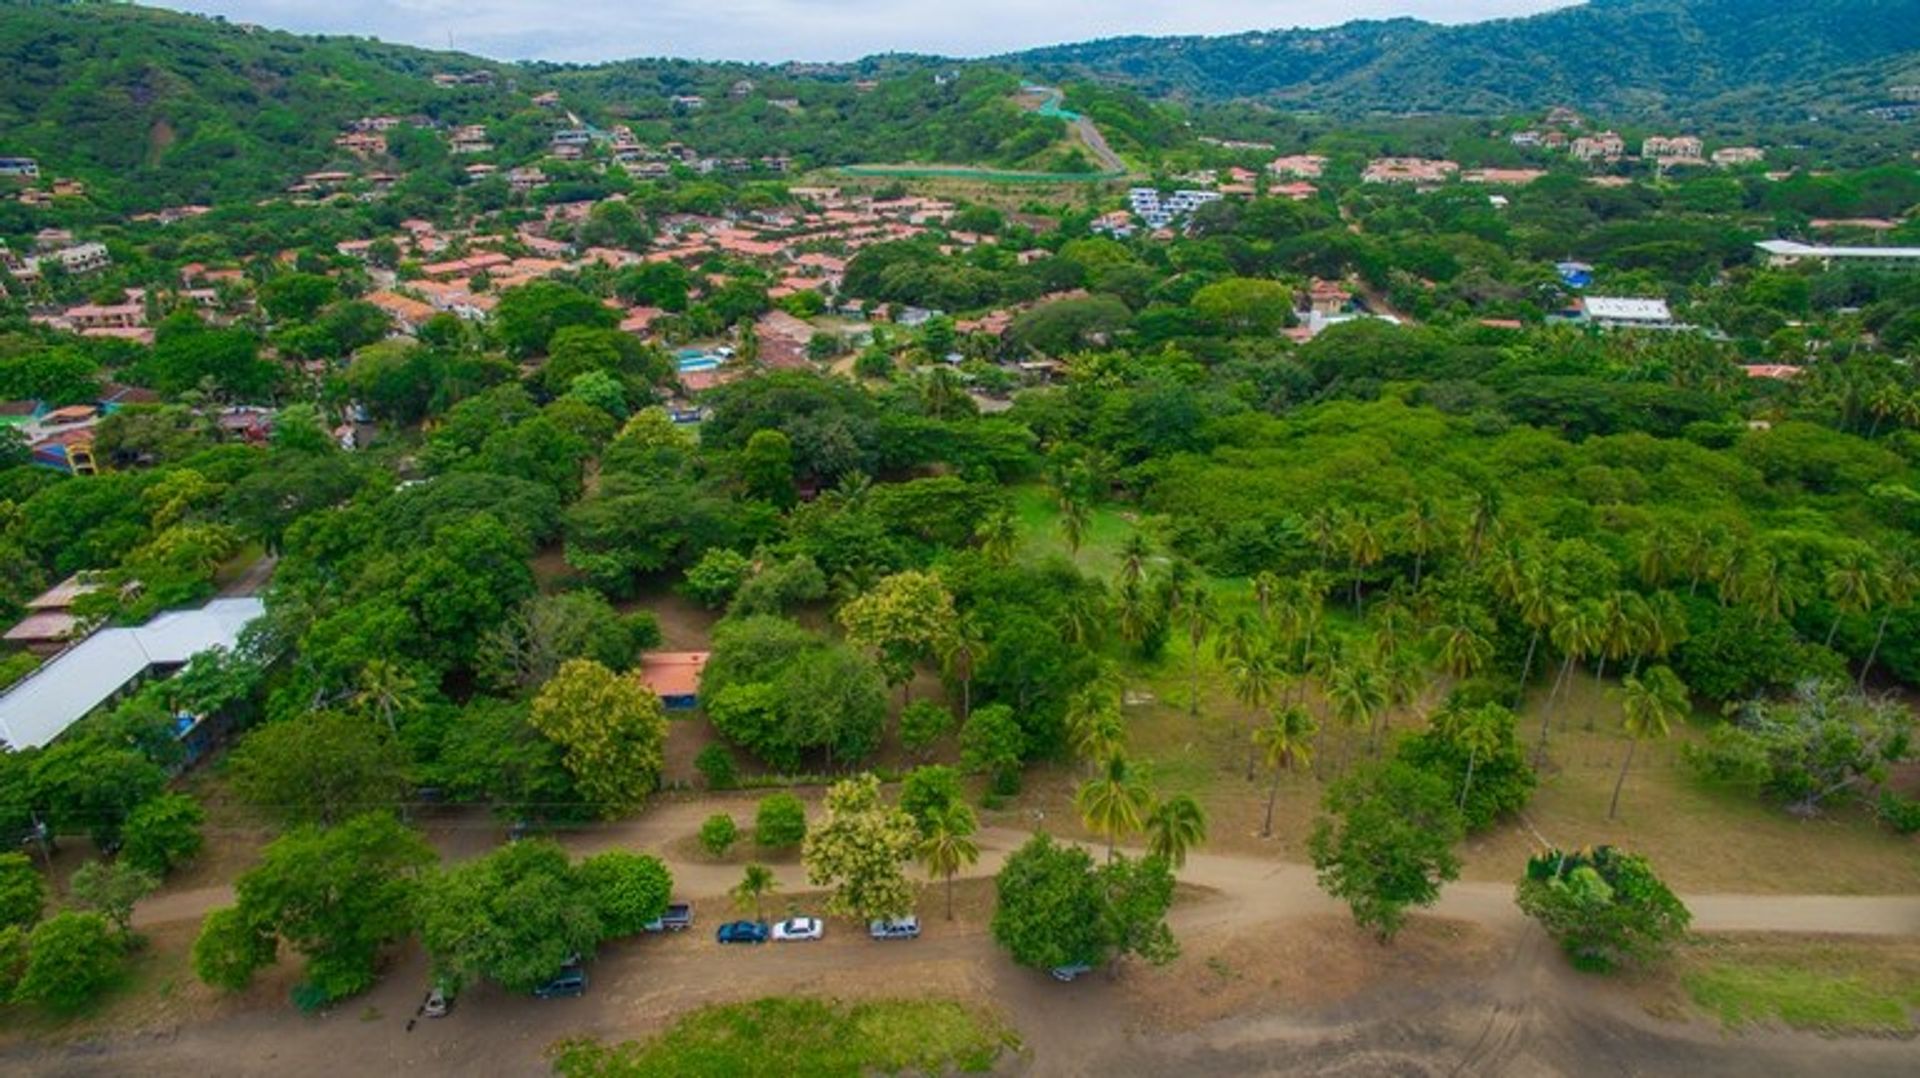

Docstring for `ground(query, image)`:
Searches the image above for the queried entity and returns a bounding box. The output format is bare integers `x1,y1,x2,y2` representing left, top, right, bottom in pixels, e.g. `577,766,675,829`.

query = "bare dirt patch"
1123,913,1502,1032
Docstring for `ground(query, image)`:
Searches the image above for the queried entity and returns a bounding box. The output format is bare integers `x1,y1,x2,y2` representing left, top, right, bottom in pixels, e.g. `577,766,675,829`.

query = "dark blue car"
716,920,770,944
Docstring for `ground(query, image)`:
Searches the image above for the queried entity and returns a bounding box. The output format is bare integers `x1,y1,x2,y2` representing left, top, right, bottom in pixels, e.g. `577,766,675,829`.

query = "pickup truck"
643,903,694,933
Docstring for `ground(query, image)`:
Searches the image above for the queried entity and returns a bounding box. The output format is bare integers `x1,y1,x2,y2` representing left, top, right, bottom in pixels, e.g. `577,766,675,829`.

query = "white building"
1755,240,1920,272
0,598,264,750
1581,296,1683,330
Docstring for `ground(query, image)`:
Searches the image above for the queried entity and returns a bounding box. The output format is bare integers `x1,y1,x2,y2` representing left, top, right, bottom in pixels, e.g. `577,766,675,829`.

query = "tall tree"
1145,794,1208,869
1226,642,1283,779
194,813,434,1005
838,570,959,705
917,802,980,921
227,712,409,827
1309,762,1466,942
418,840,604,994
1860,545,1917,689
802,773,919,920
1075,754,1154,861
1254,705,1317,838
1325,660,1388,767
528,659,668,817
1610,666,1688,820
1822,548,1881,649
1538,600,1602,767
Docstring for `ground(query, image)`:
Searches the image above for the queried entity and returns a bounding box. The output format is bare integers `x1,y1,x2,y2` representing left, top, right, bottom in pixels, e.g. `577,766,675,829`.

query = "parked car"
716,920,770,944
771,916,824,942
644,902,694,932
533,965,588,998
1049,963,1095,983
423,985,450,1018
868,916,920,940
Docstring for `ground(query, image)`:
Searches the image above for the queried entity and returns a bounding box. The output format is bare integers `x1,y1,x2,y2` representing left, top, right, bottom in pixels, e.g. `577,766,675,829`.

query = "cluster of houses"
0,158,90,208
1,230,111,285
1091,187,1225,238
1512,123,1762,170
337,188,963,341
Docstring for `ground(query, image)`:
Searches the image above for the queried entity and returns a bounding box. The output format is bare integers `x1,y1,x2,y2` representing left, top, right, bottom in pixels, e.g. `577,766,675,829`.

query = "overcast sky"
158,1,1579,64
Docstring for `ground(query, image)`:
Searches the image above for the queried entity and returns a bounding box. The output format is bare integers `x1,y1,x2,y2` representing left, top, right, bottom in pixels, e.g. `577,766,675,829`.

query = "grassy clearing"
551,997,1014,1077
1677,936,1920,1033
1010,484,1144,578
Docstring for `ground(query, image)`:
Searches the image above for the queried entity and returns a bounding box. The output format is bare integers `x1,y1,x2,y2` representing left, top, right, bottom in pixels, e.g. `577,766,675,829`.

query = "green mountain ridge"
1,0,1915,210
1005,0,1920,116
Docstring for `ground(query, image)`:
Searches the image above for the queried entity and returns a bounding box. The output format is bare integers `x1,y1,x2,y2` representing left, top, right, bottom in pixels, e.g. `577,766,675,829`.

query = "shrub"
1876,791,1920,836
699,814,739,858
754,793,807,848
682,548,754,608
121,793,206,876
695,745,738,790
579,851,673,938
0,852,46,930
899,700,955,756
1516,846,1691,972
14,912,122,1012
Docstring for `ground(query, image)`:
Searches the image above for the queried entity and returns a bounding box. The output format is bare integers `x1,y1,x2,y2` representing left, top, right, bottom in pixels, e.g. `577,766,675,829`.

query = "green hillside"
0,1,514,207
1007,0,1920,117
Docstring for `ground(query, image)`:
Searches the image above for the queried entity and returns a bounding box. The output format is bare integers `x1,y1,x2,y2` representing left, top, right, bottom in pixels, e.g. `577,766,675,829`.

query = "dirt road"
43,798,1914,1077
131,798,1920,940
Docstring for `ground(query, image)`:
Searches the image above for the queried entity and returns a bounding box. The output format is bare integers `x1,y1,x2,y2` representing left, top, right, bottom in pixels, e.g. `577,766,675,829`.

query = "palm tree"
1538,600,1602,767
1861,545,1917,690
355,659,419,736
1226,644,1283,779
1397,496,1450,589
1058,493,1091,560
1737,552,1802,626
1174,579,1217,717
1340,511,1384,609
1116,580,1157,652
1867,381,1905,437
1306,508,1342,569
1823,549,1880,649
918,803,980,920
1436,704,1503,811
1066,687,1127,775
1075,753,1154,861
974,510,1018,565
1251,570,1283,627
939,617,988,723
1118,532,1152,590
1324,661,1387,769
1145,794,1208,869
731,863,777,921
1610,666,1688,819
1429,608,1494,682
1055,584,1108,649
1464,488,1502,563
1253,705,1316,837
1502,555,1557,710
1678,523,1720,598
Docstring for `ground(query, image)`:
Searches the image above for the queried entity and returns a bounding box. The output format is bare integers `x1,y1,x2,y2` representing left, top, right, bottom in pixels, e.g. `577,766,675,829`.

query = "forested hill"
1006,0,1920,116
0,1,510,207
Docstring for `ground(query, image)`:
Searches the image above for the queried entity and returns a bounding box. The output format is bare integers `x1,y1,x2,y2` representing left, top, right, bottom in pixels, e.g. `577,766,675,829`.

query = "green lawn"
1682,939,1920,1033
552,998,1013,1077
1010,484,1144,578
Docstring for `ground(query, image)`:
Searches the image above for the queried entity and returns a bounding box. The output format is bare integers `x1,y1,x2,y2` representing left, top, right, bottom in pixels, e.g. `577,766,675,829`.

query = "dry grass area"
0,918,304,1050
1000,653,1918,895
1120,913,1502,1032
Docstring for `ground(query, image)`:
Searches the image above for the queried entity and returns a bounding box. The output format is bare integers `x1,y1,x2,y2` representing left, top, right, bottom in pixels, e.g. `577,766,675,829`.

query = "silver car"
868,916,920,940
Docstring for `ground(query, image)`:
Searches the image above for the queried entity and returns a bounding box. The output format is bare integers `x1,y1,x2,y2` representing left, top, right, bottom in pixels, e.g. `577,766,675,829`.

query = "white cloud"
161,1,1577,63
